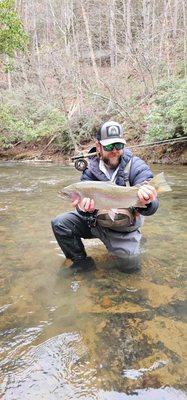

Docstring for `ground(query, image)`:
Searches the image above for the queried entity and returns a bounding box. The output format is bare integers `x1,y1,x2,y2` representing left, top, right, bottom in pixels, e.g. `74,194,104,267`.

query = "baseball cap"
96,121,126,145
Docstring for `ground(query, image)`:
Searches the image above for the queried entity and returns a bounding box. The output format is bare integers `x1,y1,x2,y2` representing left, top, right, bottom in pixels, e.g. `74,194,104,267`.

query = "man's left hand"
138,183,157,205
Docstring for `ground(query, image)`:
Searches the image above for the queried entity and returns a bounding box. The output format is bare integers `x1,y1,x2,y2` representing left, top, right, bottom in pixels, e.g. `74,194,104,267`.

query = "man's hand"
138,183,157,206
72,197,95,212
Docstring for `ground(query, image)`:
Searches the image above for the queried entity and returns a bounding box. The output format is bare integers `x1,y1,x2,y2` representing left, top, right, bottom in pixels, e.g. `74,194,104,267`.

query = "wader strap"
124,159,132,187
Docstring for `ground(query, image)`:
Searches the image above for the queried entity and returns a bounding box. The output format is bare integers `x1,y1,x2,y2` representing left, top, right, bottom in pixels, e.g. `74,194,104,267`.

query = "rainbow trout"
59,172,171,212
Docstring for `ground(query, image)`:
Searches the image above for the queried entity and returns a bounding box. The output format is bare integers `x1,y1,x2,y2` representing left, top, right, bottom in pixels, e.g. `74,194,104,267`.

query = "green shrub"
0,104,69,148
0,0,28,62
146,78,187,142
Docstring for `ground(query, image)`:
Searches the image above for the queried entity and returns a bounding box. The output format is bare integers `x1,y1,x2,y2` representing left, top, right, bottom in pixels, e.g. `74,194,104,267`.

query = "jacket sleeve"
130,156,159,216
136,199,159,216
80,168,96,181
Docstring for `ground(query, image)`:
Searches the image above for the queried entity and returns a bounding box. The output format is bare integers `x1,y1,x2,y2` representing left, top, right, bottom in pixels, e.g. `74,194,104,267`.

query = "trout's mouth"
58,190,81,203
58,190,70,199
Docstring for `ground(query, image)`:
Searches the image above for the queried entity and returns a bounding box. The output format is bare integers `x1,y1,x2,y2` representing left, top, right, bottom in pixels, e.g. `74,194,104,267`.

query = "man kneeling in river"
51,121,158,273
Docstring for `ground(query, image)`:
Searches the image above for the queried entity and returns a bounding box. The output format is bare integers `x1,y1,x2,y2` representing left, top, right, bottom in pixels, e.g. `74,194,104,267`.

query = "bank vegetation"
0,0,186,162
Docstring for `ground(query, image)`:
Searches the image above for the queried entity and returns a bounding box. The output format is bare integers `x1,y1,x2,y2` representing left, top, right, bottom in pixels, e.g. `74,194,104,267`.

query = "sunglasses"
102,142,125,152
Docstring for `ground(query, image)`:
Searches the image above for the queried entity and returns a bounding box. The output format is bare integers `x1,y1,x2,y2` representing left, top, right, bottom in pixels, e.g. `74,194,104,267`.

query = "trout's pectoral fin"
108,208,118,221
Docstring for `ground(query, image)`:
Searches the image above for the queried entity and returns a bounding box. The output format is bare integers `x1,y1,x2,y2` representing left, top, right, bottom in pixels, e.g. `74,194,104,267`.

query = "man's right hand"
72,197,95,212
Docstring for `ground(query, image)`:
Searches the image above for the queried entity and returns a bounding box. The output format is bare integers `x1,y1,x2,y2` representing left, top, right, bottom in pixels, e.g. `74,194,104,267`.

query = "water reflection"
2,332,97,400
0,161,186,399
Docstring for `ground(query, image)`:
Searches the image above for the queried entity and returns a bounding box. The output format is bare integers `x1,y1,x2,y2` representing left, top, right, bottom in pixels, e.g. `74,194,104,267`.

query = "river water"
0,161,186,400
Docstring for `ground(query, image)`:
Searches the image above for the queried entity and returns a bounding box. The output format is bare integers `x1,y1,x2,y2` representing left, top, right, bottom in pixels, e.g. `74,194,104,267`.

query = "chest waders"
51,159,142,271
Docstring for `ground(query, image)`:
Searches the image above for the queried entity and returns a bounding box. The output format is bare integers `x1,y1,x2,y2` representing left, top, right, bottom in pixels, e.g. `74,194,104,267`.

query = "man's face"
96,141,124,168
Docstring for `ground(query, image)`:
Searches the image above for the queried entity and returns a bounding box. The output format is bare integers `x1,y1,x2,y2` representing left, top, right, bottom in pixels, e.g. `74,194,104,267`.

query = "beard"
102,154,121,169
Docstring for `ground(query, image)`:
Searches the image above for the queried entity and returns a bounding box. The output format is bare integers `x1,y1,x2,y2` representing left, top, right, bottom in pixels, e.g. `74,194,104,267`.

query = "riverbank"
0,139,186,165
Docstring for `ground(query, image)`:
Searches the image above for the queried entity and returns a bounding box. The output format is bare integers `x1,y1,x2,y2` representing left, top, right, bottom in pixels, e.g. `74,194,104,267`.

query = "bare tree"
182,0,187,75
108,0,117,67
80,0,100,85
1,0,186,141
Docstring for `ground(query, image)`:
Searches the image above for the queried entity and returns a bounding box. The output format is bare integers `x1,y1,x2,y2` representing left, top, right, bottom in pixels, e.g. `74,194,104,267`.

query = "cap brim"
100,137,126,145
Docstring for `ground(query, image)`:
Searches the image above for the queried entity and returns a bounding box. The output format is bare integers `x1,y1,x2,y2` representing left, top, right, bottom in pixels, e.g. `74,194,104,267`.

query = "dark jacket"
80,147,159,216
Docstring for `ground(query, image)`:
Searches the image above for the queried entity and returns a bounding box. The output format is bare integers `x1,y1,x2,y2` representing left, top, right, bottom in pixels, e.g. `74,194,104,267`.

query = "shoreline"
0,141,186,165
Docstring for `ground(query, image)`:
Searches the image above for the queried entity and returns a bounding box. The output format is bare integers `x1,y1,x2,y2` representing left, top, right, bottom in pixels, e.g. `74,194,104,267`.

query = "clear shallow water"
0,161,186,400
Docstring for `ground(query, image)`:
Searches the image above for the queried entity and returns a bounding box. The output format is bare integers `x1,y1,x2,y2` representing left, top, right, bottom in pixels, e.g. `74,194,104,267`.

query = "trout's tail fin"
150,172,172,194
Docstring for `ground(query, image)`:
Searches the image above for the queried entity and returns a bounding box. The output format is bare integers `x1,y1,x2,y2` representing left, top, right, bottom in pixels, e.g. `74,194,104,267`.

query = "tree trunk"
126,0,132,49
173,0,179,38
80,1,100,85
142,0,151,40
108,0,117,67
182,0,187,75
63,0,74,58
151,0,156,56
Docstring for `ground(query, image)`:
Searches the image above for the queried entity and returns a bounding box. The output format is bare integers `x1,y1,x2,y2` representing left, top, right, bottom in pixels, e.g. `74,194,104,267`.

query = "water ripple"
1,332,97,399
122,359,168,380
0,184,38,193
97,388,187,400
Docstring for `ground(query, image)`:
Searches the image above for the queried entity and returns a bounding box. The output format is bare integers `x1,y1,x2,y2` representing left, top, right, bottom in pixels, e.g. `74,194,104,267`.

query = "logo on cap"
107,126,120,137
